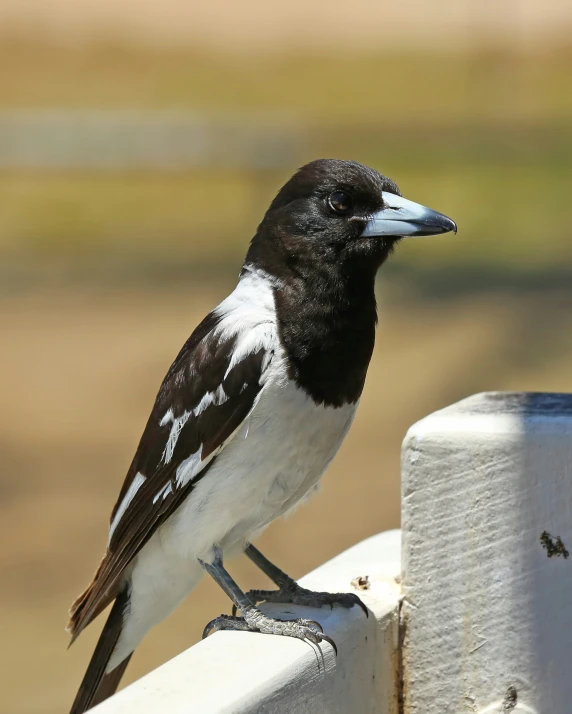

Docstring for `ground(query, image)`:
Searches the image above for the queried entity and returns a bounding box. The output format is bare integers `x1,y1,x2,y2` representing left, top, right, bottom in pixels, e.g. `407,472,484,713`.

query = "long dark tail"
70,590,132,714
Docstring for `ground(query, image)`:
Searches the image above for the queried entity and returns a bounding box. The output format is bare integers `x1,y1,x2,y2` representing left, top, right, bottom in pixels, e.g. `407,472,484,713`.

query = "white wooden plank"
401,392,572,714
93,530,401,714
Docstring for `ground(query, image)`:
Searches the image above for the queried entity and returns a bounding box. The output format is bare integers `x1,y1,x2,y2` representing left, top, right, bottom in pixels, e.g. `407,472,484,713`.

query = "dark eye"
328,191,353,215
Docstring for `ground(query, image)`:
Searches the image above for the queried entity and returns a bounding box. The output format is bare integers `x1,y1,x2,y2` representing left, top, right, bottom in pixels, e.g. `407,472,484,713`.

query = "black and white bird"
68,159,456,713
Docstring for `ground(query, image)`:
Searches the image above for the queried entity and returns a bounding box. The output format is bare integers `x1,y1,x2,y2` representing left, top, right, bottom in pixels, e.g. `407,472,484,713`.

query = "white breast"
166,347,357,559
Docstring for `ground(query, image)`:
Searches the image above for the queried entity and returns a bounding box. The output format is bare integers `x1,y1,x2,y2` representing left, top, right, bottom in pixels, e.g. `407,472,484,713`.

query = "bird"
67,158,456,713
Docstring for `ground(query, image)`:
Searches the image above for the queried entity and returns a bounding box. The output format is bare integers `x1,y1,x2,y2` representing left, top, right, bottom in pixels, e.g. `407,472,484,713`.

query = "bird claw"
239,586,369,618
202,615,250,639
202,610,336,654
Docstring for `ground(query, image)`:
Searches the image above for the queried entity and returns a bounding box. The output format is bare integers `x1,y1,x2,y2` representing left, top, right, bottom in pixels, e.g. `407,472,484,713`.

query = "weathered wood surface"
401,392,572,714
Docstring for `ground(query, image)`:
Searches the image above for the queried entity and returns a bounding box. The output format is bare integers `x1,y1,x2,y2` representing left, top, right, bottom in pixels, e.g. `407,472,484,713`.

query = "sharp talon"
202,614,248,639
305,619,323,633
232,604,237,616
202,615,228,639
202,621,216,639
320,633,338,656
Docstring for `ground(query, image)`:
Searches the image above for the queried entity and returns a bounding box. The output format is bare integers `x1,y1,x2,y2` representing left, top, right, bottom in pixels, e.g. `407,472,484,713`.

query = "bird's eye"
328,191,353,215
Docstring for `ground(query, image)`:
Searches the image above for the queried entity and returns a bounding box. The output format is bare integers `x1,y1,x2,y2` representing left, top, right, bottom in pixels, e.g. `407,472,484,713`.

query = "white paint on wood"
401,392,572,714
92,530,401,714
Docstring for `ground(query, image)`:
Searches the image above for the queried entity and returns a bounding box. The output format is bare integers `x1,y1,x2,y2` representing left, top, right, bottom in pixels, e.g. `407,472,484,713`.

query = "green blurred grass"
1,41,571,120
0,40,571,283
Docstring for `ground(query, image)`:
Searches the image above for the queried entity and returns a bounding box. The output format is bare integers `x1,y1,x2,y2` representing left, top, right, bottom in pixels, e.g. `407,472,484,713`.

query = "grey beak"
361,192,457,238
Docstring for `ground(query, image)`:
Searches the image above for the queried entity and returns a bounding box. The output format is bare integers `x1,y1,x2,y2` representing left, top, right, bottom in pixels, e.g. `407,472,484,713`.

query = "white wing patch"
175,446,204,487
149,269,280,514
160,410,191,465
109,472,146,542
193,384,228,417
152,481,173,504
159,409,174,427
222,327,275,379
215,267,279,380
159,385,229,466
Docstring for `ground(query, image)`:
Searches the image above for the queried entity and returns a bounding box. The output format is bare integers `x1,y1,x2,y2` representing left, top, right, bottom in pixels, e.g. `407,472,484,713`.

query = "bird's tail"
69,589,132,714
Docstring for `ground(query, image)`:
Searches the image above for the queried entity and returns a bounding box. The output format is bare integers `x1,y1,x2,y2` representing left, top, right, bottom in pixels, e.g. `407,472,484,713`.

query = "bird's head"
246,158,456,280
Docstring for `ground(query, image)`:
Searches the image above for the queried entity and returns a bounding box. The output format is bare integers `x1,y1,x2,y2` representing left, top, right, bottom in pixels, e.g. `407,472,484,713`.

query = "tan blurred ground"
1,0,572,49
1,284,572,713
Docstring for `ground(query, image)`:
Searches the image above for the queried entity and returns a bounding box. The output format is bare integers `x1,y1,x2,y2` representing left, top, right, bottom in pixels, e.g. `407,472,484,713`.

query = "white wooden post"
92,531,401,714
401,392,572,714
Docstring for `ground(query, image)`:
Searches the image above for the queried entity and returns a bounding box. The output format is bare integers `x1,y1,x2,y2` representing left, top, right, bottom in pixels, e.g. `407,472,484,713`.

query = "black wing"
68,310,269,638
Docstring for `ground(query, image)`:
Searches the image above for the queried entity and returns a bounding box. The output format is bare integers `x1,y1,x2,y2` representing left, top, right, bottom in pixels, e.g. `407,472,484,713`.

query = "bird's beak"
361,192,457,238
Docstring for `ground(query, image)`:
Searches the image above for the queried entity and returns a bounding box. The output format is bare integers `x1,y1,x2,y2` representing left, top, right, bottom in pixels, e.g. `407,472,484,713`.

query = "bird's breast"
167,356,357,556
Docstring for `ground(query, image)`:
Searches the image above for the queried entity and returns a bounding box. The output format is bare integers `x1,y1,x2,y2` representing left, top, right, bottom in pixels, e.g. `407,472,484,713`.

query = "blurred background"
1,1,571,711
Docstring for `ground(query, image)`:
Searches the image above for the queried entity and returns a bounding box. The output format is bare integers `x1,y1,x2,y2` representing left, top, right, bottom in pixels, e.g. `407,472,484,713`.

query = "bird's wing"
68,308,275,639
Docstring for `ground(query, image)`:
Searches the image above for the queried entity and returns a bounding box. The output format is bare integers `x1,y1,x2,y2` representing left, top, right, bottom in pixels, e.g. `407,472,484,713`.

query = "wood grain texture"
401,392,572,714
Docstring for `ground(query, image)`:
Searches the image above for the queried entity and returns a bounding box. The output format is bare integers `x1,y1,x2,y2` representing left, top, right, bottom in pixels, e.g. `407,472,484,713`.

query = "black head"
245,158,456,282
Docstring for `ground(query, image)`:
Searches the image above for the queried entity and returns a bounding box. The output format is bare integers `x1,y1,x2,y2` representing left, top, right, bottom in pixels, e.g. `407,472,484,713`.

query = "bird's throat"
273,268,378,408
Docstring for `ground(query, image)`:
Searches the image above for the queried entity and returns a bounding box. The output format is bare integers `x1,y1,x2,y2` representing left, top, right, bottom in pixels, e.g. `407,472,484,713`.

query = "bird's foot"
202,609,337,654
236,584,368,617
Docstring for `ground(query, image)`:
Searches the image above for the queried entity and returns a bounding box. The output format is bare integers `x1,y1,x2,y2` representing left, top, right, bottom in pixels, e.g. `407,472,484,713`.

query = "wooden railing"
94,392,572,713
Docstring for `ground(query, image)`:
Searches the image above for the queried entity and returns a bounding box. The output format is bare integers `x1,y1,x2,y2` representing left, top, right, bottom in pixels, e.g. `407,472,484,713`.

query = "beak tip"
361,193,458,239
439,215,457,235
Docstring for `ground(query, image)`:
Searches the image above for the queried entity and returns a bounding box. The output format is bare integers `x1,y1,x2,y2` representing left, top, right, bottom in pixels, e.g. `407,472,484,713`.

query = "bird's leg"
240,543,368,617
199,547,337,654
